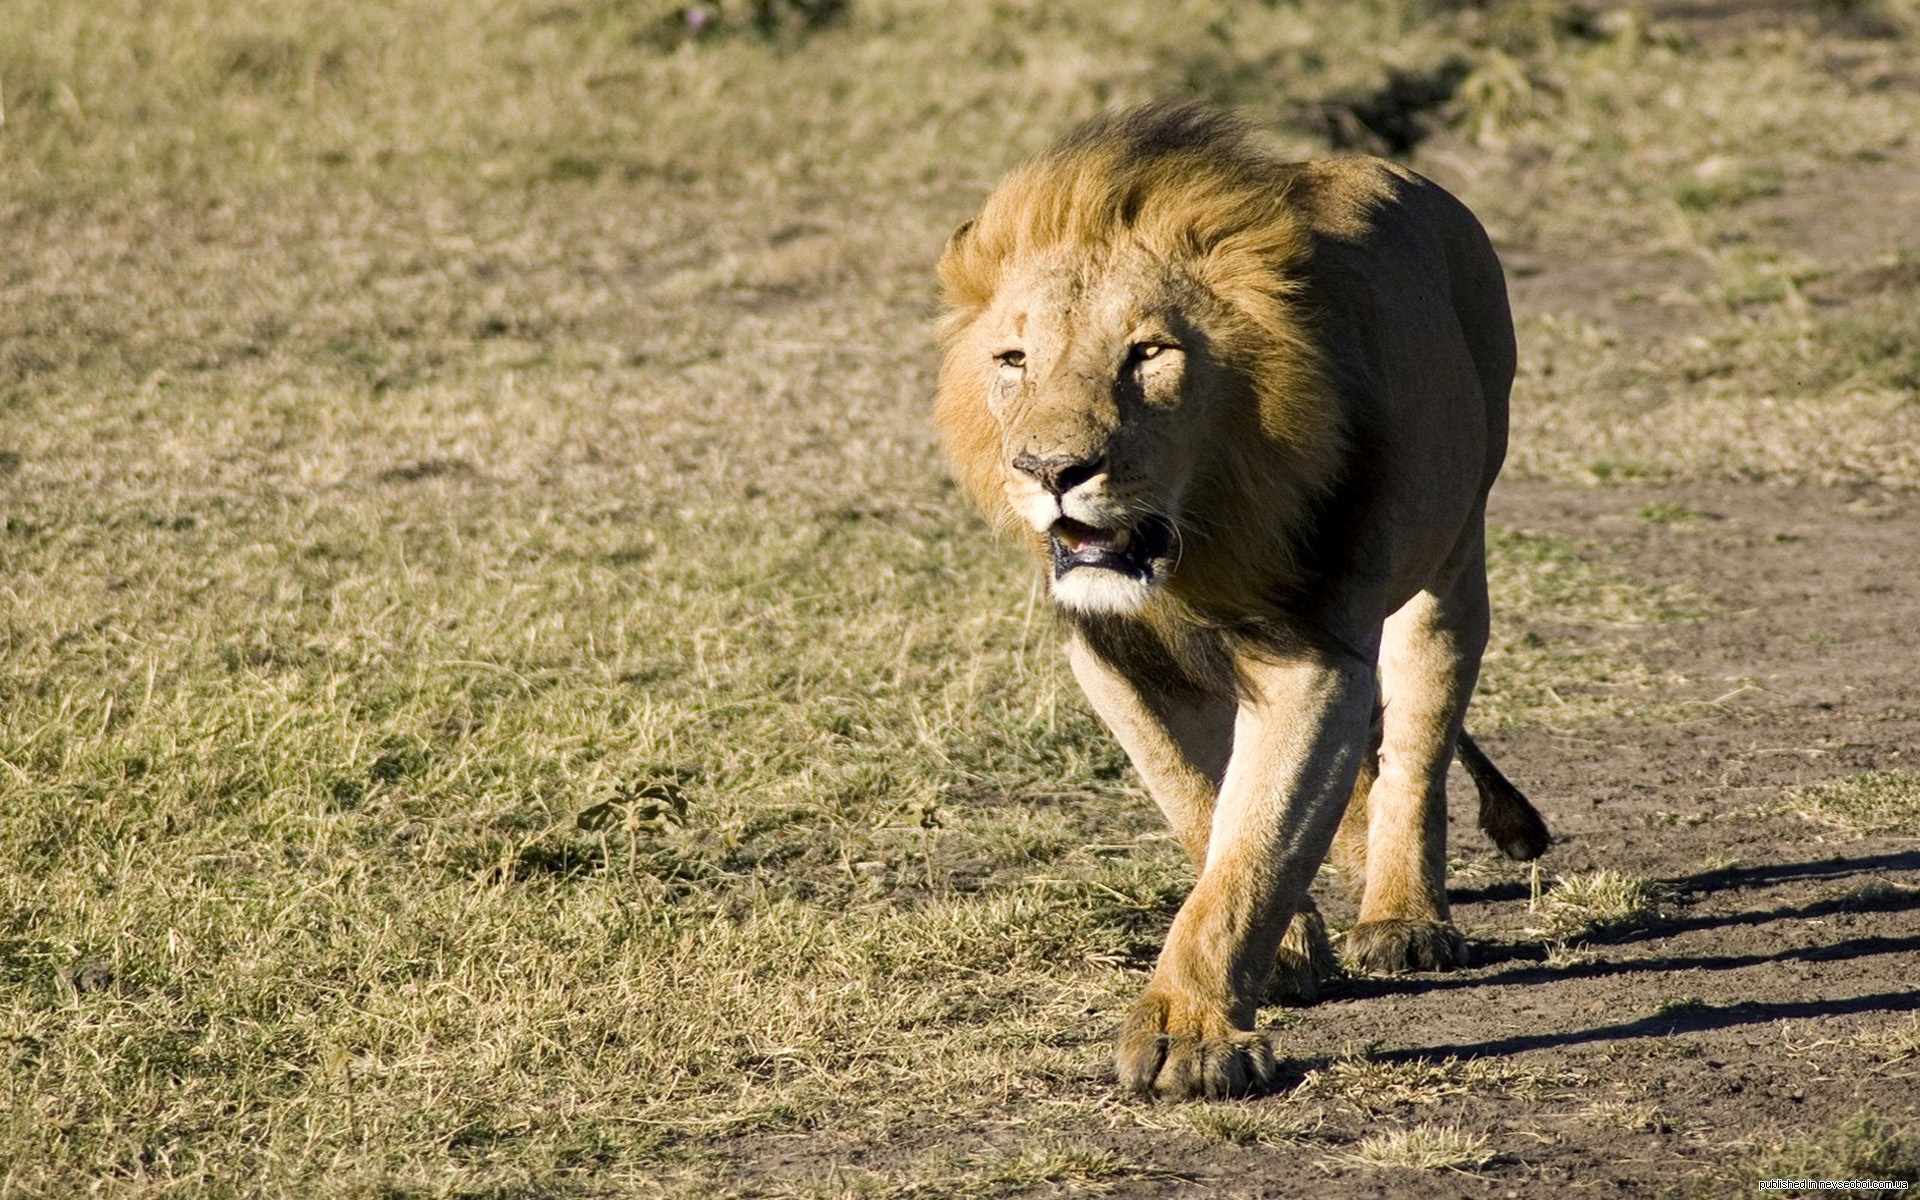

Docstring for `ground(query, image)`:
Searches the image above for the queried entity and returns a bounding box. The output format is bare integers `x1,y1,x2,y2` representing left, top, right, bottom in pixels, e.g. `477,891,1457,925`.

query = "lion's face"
966,246,1233,616
937,122,1341,626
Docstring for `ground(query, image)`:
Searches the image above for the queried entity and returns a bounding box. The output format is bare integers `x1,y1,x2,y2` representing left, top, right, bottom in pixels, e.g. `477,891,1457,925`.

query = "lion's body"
935,103,1547,1099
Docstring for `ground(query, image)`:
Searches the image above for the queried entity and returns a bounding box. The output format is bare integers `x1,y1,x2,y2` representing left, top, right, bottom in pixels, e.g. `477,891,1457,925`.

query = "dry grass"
1338,1123,1493,1172
3,0,1919,1194
1295,1053,1558,1112
1857,1016,1920,1067
1528,870,1668,943
1155,1102,1316,1147
816,1138,1156,1200
1584,1100,1671,1134
1683,1111,1920,1197
1474,527,1710,730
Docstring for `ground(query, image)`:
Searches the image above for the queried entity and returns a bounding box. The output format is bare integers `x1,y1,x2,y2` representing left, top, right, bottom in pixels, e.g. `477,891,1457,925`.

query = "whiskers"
1127,484,1203,575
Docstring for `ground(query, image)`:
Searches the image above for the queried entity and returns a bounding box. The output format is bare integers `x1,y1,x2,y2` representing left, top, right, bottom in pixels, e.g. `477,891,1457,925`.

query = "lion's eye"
1128,343,1175,366
995,350,1027,370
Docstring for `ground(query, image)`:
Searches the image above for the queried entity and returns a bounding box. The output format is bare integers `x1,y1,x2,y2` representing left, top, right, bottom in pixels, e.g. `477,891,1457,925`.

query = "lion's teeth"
1054,521,1136,555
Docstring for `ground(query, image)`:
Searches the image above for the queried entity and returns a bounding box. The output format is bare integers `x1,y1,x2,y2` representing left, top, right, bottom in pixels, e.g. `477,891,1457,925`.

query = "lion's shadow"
1308,847,1920,1062
1273,986,1920,1080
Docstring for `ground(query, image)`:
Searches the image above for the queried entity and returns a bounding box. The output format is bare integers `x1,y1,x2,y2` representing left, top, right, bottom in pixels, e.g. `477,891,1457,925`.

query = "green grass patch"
1793,771,1920,835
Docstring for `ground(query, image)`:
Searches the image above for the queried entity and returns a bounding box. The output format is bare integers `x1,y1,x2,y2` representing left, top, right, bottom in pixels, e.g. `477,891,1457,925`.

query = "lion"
933,101,1551,1100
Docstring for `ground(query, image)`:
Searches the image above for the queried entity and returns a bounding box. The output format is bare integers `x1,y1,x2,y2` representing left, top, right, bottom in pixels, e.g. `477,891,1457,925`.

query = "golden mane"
934,101,1347,626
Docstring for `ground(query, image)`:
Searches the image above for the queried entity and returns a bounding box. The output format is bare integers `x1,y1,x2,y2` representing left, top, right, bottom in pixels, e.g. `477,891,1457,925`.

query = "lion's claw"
1343,917,1469,975
1115,994,1279,1099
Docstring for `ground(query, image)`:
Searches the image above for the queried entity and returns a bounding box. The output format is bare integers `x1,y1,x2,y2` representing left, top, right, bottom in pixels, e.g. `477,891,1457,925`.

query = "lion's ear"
941,219,975,262
937,219,990,308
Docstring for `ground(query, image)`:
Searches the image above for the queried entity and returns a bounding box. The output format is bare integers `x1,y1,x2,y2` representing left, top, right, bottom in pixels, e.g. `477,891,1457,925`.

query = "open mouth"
1048,515,1172,581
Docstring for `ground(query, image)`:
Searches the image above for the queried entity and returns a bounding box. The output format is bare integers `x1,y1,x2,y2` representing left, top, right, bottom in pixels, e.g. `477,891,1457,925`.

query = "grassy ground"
4,1,1919,1195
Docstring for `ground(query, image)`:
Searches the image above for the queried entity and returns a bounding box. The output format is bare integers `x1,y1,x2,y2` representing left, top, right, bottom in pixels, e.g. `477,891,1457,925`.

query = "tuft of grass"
1637,500,1708,525
1757,1112,1920,1185
1654,995,1710,1019
1159,1103,1315,1147
1340,1123,1493,1172
1296,1054,1550,1111
791,1139,1153,1200
1529,870,1668,942
1855,1015,1920,1067
1543,941,1598,968
963,1138,1151,1196
1824,878,1920,913
1586,1100,1671,1133
1685,1111,1920,1197
1793,772,1920,835
1671,175,1782,213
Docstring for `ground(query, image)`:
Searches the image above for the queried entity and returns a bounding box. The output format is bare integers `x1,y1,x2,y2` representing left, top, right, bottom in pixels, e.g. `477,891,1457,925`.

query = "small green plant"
575,772,692,873
1637,500,1707,524
1654,995,1709,1018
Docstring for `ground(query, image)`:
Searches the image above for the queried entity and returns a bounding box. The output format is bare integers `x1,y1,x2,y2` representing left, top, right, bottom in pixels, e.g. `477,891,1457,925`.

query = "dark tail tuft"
1456,731,1551,861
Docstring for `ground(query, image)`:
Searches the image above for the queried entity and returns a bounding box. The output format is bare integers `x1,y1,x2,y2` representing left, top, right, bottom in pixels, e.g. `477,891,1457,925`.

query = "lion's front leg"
1069,636,1336,1006
1066,635,1231,872
1116,654,1375,1099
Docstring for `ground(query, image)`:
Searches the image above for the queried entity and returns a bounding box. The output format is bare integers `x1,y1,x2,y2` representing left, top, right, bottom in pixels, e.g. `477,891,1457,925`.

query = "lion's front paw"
1343,917,1468,975
1268,905,1338,1005
1115,990,1278,1100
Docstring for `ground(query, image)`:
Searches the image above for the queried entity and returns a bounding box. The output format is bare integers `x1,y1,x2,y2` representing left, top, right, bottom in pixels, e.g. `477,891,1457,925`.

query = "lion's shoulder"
1281,157,1457,245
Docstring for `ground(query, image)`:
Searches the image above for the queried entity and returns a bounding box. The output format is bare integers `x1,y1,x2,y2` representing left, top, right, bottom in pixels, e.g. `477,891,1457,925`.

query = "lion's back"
1286,156,1516,489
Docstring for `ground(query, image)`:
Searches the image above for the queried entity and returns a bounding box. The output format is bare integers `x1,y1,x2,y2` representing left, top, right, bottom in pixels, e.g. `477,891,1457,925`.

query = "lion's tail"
1456,732,1551,861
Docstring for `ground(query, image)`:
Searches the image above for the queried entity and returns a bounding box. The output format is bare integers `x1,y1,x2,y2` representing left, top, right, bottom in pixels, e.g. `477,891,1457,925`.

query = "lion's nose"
1012,452,1105,496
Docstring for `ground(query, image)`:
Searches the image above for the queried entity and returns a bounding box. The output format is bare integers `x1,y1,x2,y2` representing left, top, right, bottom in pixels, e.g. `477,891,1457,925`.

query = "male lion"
933,102,1550,1100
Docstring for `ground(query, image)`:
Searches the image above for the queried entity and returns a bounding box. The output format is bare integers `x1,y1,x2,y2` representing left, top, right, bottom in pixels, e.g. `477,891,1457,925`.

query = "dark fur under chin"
1069,570,1373,705
1069,604,1238,699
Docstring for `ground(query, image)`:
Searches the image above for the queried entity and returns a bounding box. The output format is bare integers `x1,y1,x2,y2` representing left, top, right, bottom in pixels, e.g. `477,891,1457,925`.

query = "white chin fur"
1050,568,1157,615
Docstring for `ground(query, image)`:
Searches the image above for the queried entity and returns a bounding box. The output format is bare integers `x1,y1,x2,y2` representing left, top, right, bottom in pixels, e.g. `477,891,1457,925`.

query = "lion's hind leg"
1269,897,1338,1005
1329,704,1382,886
1342,545,1490,976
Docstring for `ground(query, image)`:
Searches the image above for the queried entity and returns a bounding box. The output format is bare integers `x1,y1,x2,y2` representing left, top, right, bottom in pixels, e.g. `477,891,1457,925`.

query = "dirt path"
1223,480,1920,1194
